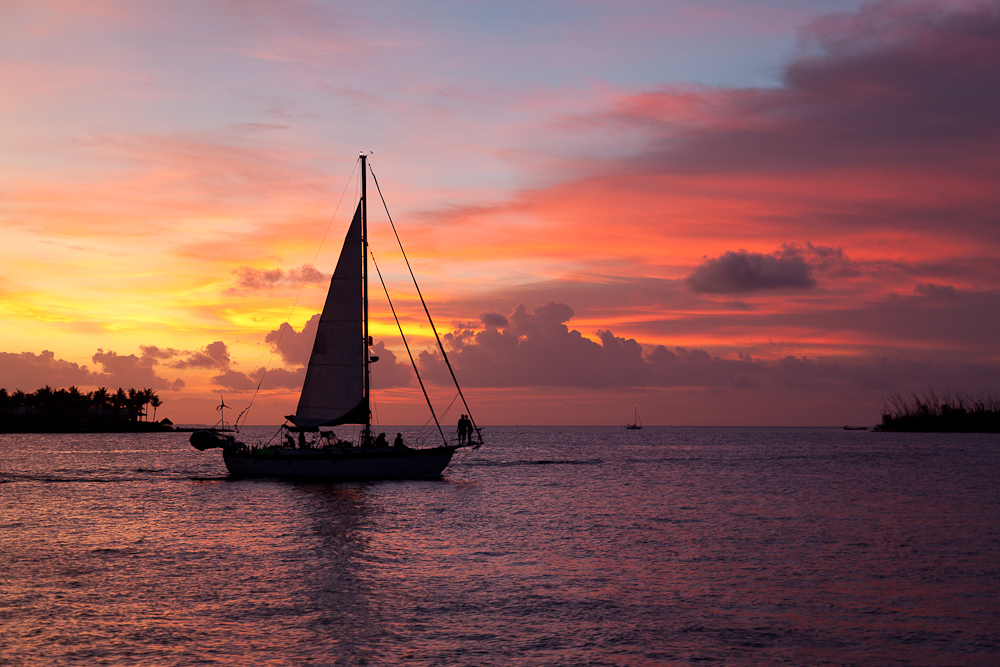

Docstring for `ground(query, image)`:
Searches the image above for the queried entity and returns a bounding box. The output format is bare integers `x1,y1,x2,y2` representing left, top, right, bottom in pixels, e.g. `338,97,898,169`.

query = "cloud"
413,301,1000,398
420,302,658,388
0,350,94,391
370,341,413,389
263,366,306,389
687,248,816,293
229,264,328,292
636,1,1000,173
91,348,186,390
0,341,277,394
480,312,509,329
139,345,181,361
266,315,319,366
0,347,191,393
170,341,231,369
914,282,958,299
264,317,412,388
212,365,306,392
783,242,862,278
211,369,259,391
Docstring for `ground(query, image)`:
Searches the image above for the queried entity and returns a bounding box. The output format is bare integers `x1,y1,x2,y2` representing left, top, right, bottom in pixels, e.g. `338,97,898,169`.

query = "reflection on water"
1,427,999,665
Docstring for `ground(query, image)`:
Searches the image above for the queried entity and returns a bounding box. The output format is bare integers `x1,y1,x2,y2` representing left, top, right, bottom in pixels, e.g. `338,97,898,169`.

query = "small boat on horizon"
190,154,482,478
626,405,642,430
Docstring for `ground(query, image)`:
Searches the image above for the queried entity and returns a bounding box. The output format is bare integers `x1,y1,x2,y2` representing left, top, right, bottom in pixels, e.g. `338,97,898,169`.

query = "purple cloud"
170,341,231,369
212,369,258,391
687,249,816,293
413,302,1000,399
0,350,94,391
265,315,319,367
264,316,412,388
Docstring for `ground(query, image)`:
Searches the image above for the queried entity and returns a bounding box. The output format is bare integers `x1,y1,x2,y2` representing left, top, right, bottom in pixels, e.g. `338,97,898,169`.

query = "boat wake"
474,458,603,467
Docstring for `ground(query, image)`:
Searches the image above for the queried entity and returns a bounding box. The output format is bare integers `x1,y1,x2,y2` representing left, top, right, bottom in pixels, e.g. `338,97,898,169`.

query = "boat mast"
361,153,370,436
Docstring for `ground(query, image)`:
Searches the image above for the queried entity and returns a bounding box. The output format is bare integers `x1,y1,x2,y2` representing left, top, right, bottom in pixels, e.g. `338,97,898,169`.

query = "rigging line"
264,424,284,448
370,251,449,447
368,163,483,445
235,159,361,430
440,391,460,421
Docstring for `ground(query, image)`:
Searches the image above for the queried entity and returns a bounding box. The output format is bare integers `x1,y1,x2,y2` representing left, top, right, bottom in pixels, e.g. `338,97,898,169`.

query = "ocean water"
1,426,998,666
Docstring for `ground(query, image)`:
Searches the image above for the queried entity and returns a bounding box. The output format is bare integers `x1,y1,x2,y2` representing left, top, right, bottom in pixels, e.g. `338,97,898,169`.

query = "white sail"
290,202,367,428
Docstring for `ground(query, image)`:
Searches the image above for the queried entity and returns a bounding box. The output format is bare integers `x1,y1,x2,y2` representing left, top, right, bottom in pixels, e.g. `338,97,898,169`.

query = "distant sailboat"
626,405,642,430
190,154,483,478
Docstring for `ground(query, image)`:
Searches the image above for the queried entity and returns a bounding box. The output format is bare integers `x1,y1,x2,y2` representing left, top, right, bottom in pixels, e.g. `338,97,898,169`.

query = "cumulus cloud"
170,341,231,369
263,316,412,388
0,348,189,393
0,350,94,391
415,301,1000,397
139,345,181,360
480,312,509,329
212,369,259,391
263,366,307,389
265,315,319,366
211,366,306,392
421,302,665,388
370,341,413,389
91,348,185,390
2,341,289,393
687,249,816,293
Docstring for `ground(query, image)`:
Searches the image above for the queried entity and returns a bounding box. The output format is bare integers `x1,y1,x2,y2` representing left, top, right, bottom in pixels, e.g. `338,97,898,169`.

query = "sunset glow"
2,0,998,425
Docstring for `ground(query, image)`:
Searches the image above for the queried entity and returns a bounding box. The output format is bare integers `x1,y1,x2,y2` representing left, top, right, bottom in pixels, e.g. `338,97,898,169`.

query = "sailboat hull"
221,446,458,480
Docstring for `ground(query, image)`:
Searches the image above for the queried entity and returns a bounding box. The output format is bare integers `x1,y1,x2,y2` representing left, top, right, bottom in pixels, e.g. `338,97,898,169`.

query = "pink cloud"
0,350,93,391
170,341,230,370
413,301,1000,401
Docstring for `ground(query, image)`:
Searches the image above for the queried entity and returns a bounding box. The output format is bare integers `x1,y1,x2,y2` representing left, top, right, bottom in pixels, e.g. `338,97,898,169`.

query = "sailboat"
626,405,642,430
190,154,482,478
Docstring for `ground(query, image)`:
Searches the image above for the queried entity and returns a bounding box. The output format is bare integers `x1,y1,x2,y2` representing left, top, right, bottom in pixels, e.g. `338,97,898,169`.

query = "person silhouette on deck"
393,432,406,448
375,432,388,447
457,414,469,445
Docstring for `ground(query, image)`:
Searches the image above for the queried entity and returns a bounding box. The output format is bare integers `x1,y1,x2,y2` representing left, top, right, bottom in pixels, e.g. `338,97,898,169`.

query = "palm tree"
92,387,110,409
144,389,162,422
128,388,142,422
33,385,54,409
114,388,127,422
12,390,28,410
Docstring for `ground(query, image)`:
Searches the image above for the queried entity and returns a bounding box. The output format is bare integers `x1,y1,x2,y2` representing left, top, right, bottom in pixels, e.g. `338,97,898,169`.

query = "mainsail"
289,202,368,428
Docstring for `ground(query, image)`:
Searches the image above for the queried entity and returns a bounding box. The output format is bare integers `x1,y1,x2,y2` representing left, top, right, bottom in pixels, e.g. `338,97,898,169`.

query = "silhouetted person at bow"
393,432,406,449
457,414,471,445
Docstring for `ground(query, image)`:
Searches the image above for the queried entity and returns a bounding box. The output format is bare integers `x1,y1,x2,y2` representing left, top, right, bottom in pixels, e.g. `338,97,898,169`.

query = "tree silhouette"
0,385,170,432
149,393,162,422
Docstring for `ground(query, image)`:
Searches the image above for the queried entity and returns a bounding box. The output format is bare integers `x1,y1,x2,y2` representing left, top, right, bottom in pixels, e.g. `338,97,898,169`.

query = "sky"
2,0,999,426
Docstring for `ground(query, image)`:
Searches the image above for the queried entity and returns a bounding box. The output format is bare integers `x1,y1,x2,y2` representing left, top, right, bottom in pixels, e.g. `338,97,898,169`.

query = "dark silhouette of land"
0,386,174,433
875,391,1000,432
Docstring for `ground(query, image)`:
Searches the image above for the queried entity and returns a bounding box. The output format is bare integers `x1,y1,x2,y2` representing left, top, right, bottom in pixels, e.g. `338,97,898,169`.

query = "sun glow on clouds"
2,0,999,425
